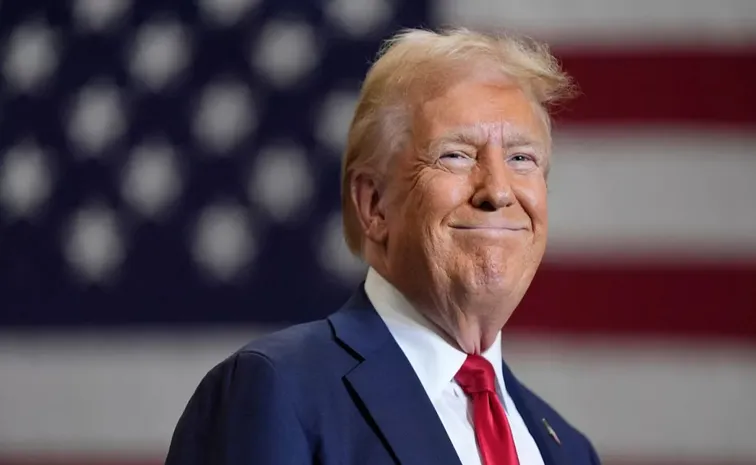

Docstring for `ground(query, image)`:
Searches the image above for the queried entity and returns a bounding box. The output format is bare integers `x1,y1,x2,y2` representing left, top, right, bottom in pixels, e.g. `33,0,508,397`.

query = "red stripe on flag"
553,49,756,125
509,263,756,340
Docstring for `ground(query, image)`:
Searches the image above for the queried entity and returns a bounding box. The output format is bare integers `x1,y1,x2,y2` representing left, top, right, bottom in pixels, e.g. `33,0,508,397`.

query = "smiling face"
377,76,550,333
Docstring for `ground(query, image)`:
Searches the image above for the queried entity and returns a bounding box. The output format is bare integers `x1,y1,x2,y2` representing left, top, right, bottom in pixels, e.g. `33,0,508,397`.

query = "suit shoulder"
237,318,333,364
166,332,315,464
219,317,354,387
193,318,339,412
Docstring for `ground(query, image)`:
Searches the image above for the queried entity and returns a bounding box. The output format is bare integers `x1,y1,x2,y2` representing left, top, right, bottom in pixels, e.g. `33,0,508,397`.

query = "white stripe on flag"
434,0,756,47
545,127,756,261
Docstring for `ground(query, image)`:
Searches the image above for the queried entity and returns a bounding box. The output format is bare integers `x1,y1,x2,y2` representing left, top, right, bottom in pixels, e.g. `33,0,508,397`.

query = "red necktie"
455,354,520,465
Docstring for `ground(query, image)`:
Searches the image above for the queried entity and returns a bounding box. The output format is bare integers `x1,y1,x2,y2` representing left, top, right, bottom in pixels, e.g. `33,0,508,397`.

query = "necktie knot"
455,354,497,395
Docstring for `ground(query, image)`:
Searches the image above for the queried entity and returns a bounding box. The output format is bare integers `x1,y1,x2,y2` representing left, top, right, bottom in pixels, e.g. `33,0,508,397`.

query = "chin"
455,267,514,298
457,255,535,298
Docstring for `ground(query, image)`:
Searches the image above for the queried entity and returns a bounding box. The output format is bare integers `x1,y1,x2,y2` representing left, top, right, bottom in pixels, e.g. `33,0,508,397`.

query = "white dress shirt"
364,267,545,465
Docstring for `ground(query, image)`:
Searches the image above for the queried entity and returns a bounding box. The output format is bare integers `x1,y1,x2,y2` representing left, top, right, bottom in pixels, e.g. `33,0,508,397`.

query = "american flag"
1,1,754,464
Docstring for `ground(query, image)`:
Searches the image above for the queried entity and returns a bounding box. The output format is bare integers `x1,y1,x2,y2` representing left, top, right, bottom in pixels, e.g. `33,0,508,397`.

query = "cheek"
401,171,465,218
405,177,470,252
421,173,472,214
517,179,548,226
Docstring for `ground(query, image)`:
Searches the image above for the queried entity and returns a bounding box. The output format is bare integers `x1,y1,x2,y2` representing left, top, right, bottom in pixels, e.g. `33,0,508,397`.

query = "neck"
365,256,505,355
427,302,504,355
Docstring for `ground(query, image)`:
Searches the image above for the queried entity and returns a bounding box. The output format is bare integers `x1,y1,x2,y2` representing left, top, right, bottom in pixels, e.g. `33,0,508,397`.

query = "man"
165,27,601,465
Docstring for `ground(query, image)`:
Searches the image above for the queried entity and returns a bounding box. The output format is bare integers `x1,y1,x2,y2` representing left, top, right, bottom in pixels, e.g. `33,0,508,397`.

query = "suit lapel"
345,341,462,465
500,359,561,465
329,288,462,465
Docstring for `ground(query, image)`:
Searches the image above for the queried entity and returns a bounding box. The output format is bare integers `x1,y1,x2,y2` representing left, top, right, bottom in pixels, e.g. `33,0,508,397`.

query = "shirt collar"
364,267,506,402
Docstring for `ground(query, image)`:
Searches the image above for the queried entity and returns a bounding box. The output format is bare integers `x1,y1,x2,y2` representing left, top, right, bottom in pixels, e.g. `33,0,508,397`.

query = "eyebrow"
427,125,543,153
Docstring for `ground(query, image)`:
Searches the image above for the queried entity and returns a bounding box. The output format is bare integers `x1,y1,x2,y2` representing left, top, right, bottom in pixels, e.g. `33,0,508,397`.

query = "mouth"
450,225,528,232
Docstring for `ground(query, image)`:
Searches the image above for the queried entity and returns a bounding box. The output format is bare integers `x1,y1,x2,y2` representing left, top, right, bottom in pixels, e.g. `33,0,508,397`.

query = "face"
379,77,550,323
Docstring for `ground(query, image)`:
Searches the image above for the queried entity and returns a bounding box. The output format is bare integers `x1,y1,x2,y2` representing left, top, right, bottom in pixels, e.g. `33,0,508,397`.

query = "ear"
350,171,389,245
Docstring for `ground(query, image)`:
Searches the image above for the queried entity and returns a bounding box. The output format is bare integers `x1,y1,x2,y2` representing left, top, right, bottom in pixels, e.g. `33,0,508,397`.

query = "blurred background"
0,0,755,464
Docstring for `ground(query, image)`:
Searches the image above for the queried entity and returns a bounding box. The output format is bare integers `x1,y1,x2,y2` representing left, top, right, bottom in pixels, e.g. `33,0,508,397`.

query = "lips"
450,224,528,231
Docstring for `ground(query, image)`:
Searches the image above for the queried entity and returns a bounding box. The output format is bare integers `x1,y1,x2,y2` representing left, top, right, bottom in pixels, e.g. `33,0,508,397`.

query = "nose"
471,147,514,211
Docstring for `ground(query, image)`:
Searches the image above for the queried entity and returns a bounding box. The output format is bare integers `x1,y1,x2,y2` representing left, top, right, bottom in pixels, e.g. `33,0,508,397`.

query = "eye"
509,153,535,163
438,151,475,170
440,151,469,160
508,153,538,170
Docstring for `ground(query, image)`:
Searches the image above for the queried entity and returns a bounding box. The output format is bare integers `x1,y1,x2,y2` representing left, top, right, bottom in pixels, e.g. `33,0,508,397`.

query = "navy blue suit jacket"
165,286,601,465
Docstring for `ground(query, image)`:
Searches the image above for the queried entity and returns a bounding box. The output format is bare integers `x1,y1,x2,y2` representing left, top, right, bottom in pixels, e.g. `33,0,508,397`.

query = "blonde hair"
340,27,575,256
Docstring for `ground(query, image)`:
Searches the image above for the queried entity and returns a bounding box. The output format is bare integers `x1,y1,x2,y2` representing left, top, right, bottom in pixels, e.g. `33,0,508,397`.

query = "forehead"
413,78,549,147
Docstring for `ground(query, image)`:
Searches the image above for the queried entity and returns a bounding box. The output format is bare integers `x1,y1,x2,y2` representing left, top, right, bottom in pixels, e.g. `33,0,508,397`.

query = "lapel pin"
542,418,561,446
